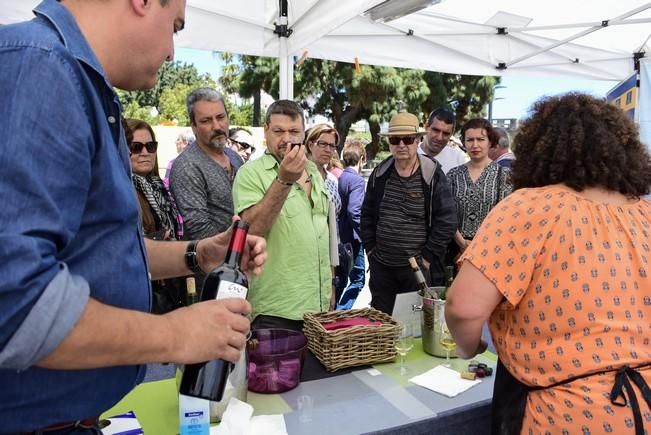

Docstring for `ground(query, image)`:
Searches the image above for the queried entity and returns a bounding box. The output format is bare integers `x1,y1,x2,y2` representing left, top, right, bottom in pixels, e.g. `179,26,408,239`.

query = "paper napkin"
210,398,287,435
409,365,481,398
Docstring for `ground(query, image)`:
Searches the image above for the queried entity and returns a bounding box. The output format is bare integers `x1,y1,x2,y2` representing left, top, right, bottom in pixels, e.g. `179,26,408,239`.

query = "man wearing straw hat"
361,112,457,314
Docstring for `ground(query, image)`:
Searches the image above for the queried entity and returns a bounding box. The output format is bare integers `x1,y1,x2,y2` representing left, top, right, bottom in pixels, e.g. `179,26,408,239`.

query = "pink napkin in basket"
323,318,383,330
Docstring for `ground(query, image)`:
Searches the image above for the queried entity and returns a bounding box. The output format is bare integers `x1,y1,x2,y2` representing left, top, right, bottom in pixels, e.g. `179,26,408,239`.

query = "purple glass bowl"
247,328,307,394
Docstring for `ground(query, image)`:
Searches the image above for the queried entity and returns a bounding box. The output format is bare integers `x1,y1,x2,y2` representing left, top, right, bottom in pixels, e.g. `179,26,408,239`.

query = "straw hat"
380,112,425,136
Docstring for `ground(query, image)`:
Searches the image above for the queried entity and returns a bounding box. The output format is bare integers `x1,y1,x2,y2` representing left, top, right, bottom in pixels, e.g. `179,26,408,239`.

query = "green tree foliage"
120,98,159,125
125,55,500,159
420,72,500,129
296,60,430,159
118,61,216,125
158,83,194,125
228,102,254,127
220,53,278,126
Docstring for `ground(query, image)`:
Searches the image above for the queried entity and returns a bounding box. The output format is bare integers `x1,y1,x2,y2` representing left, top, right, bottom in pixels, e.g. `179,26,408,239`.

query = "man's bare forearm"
241,180,292,236
37,298,173,369
37,296,253,369
145,238,191,280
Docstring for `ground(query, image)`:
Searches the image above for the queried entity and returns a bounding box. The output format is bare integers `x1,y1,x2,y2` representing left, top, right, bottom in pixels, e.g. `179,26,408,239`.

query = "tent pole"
276,0,294,100
279,38,289,99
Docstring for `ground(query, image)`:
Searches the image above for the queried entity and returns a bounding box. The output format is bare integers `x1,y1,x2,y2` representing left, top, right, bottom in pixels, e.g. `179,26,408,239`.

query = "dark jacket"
337,167,366,245
360,154,457,280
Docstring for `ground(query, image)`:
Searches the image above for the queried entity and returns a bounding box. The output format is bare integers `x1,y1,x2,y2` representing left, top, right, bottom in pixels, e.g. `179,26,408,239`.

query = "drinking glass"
395,322,414,376
439,322,457,367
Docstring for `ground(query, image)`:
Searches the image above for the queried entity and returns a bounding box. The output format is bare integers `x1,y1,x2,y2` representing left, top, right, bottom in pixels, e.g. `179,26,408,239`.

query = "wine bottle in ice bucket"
408,257,428,294
179,220,249,401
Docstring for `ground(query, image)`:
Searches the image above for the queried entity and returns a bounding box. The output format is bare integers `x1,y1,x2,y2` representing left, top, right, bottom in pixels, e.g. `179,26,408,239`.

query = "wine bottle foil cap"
235,220,249,231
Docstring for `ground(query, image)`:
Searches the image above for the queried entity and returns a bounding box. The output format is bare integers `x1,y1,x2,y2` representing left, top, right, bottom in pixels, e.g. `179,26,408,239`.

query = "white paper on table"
248,414,287,435
101,410,144,435
409,365,481,398
210,398,287,435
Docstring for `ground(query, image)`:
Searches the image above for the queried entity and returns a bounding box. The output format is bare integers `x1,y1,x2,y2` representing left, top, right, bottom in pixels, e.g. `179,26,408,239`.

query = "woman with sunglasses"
446,118,512,262
125,118,186,314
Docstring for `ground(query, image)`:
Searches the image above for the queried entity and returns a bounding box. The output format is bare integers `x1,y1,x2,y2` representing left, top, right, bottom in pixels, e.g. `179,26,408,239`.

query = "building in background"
607,73,637,120
491,118,519,132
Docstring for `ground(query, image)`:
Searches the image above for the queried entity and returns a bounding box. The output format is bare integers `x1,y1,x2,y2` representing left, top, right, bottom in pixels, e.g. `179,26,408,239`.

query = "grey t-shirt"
169,142,243,240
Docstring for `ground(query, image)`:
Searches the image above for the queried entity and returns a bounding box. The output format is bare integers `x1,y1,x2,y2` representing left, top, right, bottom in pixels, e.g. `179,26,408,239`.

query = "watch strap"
185,240,202,274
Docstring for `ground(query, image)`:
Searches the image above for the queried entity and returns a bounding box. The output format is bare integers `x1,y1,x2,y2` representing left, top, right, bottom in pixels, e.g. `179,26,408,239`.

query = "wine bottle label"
215,280,248,300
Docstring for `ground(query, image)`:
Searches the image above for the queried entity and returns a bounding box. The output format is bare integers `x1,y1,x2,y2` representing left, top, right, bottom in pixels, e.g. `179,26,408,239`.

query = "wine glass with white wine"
395,322,414,376
439,322,457,367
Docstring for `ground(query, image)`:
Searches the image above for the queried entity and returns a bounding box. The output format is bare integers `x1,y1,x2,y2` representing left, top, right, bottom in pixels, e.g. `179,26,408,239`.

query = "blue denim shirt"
0,1,150,430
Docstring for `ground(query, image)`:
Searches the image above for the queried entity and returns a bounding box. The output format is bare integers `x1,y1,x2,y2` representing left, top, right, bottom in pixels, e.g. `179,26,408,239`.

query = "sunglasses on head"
388,136,417,146
129,141,158,154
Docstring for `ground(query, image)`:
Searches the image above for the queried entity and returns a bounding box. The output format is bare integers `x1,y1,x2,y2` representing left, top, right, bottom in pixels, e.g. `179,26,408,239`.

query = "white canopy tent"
2,0,650,97
2,0,650,146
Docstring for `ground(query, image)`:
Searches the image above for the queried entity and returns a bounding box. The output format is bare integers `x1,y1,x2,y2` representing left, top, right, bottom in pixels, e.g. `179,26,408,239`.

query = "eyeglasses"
129,141,158,154
314,140,337,150
388,136,417,146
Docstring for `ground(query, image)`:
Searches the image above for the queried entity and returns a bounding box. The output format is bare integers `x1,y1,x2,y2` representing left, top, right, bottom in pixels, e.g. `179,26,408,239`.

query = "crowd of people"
1,0,650,434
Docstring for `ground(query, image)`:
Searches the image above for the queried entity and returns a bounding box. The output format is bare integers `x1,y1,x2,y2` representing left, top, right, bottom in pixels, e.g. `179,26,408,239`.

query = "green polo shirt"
233,153,332,321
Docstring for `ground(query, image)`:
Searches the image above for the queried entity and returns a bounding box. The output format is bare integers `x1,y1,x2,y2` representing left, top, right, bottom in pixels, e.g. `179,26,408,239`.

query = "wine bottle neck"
224,226,248,268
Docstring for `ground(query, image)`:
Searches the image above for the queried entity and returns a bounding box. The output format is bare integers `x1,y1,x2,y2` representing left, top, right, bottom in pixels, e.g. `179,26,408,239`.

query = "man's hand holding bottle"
168,219,265,368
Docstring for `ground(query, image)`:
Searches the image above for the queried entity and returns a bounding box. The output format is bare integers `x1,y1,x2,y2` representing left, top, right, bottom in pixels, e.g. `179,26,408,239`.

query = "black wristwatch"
185,240,202,274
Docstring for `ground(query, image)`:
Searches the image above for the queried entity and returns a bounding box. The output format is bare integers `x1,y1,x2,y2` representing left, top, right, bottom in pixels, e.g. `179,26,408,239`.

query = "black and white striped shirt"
374,167,428,267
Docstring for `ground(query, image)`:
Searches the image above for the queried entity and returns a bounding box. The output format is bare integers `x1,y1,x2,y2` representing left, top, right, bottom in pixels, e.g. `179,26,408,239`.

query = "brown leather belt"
21,417,100,434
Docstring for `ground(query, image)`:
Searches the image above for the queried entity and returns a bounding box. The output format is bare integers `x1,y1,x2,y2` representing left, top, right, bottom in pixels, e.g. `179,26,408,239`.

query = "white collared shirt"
418,142,469,174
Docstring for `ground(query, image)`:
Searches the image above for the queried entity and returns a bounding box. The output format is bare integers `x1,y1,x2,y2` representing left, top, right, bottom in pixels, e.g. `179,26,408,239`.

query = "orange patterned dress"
462,185,651,434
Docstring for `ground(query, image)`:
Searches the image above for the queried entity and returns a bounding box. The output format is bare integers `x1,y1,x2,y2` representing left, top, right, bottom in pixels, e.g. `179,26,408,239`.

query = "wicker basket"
303,308,400,372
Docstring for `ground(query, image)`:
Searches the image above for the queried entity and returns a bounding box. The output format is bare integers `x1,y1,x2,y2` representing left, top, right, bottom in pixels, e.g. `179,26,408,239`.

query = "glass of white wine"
395,322,414,376
439,322,457,367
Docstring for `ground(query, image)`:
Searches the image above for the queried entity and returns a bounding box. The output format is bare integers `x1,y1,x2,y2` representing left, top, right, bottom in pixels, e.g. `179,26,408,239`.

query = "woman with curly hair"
445,93,651,435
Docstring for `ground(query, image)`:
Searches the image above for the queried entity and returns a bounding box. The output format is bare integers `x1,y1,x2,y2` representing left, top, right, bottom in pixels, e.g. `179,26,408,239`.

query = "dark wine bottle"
440,265,455,301
179,220,249,401
408,257,429,294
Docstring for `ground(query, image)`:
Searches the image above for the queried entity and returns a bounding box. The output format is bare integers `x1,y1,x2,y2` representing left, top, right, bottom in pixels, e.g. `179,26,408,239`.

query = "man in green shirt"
233,100,333,330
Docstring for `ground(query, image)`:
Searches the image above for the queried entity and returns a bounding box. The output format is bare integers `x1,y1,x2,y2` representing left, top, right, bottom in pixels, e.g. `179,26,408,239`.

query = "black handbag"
151,277,187,314
337,242,354,277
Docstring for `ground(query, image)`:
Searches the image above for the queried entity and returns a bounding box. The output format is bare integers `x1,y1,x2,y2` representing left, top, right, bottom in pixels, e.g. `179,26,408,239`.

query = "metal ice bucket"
413,287,458,358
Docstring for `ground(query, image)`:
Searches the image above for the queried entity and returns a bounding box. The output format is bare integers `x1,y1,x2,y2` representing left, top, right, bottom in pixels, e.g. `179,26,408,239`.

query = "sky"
175,47,619,121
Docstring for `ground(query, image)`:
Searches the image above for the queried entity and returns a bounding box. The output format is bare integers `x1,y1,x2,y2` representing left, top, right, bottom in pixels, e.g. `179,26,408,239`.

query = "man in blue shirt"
335,139,367,309
0,0,266,432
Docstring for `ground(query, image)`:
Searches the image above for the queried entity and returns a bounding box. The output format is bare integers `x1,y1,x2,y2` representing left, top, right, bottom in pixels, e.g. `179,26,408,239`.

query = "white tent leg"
286,56,294,101
278,45,294,100
277,0,293,100
279,35,289,99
